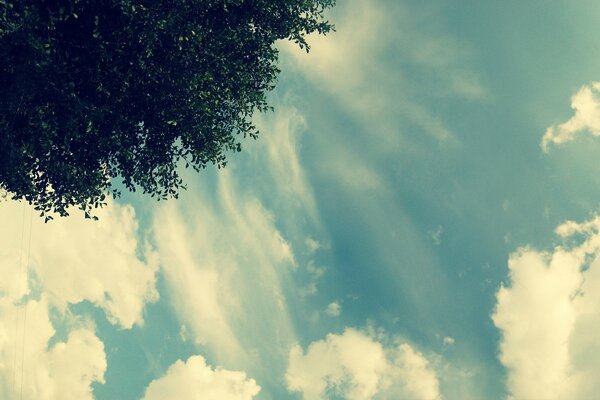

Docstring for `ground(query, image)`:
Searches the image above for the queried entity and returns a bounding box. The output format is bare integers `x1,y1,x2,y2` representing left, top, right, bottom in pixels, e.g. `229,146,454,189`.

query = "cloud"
298,260,327,297
0,199,159,329
41,327,107,400
151,99,327,385
325,301,341,317
305,237,321,254
430,225,443,245
285,328,440,400
252,104,318,220
492,248,579,399
0,198,158,399
142,356,260,400
492,214,600,399
152,169,298,373
384,343,442,400
541,82,600,151
282,0,485,145
0,276,106,400
315,145,384,192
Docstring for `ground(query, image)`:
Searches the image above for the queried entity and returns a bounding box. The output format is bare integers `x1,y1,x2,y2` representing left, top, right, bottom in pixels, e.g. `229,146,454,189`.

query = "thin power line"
19,206,33,400
11,203,26,400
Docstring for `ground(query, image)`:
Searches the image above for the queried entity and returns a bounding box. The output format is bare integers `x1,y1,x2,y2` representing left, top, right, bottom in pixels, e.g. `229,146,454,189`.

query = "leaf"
0,0,335,220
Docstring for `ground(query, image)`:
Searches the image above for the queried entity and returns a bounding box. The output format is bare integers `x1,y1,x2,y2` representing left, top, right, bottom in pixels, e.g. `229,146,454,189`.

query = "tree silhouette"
0,0,334,219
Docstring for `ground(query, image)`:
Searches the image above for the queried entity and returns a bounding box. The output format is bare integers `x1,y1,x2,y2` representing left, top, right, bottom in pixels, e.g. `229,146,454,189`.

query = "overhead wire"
19,205,33,400
10,202,26,400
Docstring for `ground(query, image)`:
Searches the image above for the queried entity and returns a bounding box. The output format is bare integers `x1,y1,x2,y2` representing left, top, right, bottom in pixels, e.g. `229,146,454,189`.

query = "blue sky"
4,0,600,399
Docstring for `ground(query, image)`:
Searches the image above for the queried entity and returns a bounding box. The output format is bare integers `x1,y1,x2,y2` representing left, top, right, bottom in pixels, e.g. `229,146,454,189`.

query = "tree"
0,0,334,220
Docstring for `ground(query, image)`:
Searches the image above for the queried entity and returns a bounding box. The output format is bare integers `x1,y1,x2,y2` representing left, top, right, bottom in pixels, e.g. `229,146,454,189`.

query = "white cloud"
285,328,441,400
298,260,327,297
282,0,485,145
0,198,158,399
0,199,159,329
153,169,298,370
384,344,442,400
492,214,600,399
325,302,341,317
142,356,260,400
305,237,321,254
151,97,329,381
492,249,580,399
0,283,106,400
179,324,189,343
541,82,600,151
252,104,318,220
42,328,107,400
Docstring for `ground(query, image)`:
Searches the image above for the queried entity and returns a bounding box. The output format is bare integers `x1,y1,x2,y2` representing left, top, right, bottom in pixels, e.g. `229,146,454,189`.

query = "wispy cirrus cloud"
282,0,486,145
251,104,318,221
152,175,296,366
151,102,325,393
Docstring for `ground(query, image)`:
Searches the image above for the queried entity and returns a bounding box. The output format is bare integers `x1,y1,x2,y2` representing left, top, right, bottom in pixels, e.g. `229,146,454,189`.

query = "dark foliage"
0,0,334,220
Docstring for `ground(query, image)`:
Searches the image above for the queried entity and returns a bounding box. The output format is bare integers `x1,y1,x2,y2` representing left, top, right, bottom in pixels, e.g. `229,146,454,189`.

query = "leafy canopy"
0,0,334,220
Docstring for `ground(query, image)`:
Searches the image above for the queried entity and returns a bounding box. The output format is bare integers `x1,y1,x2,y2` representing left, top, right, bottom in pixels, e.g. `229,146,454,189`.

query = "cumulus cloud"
492,214,600,399
142,356,260,400
0,200,159,329
541,82,600,152
285,328,440,400
492,248,580,399
0,273,106,400
384,344,442,400
0,199,158,399
41,328,107,400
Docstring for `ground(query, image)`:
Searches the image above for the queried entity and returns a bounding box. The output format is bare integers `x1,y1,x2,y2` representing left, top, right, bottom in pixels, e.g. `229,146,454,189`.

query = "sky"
3,0,600,399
